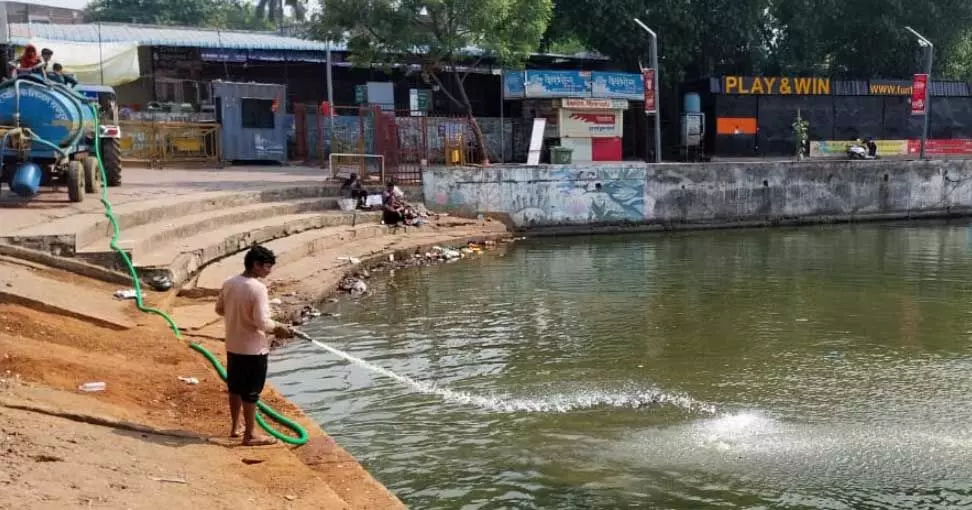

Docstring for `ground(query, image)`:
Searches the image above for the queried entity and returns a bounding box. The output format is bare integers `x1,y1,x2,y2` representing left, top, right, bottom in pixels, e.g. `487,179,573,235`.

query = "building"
685,76,972,158
6,22,333,111
0,0,84,27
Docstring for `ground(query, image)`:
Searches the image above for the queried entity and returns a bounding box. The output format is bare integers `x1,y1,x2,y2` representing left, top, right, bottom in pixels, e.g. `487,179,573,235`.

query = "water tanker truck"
0,74,123,203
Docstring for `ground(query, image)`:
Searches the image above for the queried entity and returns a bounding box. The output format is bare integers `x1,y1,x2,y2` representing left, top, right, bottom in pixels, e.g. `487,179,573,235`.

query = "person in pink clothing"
215,245,293,446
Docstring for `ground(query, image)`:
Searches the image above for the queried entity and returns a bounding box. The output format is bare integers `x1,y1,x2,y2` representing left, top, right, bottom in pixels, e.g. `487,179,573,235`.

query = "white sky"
17,0,91,10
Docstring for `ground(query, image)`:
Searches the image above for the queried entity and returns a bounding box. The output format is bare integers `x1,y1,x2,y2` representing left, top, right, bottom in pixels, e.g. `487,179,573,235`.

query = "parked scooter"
847,138,878,160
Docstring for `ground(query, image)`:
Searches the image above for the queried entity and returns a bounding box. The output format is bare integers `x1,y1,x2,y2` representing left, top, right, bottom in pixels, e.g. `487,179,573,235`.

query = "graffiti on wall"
423,165,650,227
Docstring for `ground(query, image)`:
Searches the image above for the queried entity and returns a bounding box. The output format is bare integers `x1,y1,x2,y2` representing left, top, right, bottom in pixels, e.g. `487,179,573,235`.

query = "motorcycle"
846,140,878,160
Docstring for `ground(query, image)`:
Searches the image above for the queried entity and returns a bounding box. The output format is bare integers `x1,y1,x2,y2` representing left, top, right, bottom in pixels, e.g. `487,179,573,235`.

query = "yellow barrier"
118,121,222,169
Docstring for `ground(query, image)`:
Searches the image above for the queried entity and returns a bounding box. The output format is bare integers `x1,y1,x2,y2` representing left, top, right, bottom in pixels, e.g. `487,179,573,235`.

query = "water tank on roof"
683,92,701,114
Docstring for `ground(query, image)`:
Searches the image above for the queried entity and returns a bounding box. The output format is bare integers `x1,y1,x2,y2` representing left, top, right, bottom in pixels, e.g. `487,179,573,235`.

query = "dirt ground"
0,218,510,509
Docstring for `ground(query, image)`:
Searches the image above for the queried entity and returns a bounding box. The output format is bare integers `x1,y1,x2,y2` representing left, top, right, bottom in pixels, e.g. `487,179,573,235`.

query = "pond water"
270,222,972,509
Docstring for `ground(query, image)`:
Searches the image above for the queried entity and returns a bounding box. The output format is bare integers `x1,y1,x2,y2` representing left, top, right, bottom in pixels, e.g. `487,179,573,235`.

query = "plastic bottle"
78,382,106,392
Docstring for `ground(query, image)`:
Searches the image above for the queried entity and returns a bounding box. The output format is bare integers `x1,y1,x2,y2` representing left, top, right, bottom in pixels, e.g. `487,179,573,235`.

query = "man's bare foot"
242,435,278,447
230,426,244,438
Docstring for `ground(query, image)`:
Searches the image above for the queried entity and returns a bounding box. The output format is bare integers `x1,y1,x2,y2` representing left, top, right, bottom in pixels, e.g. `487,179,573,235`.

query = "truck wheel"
67,161,85,203
102,137,123,187
83,156,100,194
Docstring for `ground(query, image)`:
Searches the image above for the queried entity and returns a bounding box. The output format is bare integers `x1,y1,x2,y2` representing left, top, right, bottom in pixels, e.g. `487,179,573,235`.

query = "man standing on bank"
215,245,294,446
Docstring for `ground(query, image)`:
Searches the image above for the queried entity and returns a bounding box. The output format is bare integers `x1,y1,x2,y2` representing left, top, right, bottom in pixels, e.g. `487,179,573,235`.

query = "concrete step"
192,223,391,290
0,186,335,256
136,210,382,287
75,197,340,267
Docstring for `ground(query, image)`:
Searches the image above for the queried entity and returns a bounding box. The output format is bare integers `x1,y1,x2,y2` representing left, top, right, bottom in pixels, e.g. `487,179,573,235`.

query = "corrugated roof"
8,22,338,51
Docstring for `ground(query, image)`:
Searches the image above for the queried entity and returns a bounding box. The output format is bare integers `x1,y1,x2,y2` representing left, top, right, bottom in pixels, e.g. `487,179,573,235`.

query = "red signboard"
643,68,656,114
911,73,928,116
908,139,972,155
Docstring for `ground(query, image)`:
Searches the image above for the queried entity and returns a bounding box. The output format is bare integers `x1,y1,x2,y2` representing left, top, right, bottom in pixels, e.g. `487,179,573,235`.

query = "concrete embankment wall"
422,160,972,233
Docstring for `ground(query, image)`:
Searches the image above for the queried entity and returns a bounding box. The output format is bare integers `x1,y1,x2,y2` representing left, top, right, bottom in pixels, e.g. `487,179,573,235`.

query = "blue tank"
684,92,702,114
10,161,41,197
0,76,96,156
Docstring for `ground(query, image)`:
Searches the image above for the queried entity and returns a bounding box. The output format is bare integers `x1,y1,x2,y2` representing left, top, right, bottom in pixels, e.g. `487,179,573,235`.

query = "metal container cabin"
212,81,287,163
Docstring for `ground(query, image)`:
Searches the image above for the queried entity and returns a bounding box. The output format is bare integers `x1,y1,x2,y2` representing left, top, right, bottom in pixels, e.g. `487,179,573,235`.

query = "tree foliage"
311,0,554,164
85,0,277,30
549,0,972,83
255,0,307,24
547,0,770,87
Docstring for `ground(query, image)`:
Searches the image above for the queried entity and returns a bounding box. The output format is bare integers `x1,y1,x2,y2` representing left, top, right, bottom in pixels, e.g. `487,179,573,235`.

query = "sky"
20,0,91,10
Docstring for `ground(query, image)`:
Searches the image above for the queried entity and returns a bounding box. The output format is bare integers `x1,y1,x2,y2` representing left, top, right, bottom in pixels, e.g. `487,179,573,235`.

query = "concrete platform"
0,260,135,330
0,166,398,287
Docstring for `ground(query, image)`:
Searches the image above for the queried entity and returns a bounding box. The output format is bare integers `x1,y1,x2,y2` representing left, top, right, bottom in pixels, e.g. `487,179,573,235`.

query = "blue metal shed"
212,81,288,163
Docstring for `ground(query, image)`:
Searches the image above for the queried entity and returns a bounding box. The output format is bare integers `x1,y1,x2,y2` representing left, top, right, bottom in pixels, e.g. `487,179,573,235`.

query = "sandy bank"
0,217,510,509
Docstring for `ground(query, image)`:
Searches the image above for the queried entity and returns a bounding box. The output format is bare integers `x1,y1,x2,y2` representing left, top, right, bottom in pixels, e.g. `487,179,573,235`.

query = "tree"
768,0,972,78
548,0,972,82
547,0,771,87
86,0,275,30
210,0,276,30
312,0,554,165
255,0,307,24
86,0,219,26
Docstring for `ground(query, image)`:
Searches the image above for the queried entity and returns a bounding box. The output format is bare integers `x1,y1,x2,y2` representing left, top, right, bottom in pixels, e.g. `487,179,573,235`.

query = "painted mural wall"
424,165,650,227
424,160,972,230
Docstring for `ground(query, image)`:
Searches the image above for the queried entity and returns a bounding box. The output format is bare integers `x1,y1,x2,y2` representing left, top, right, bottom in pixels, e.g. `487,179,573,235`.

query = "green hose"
85,104,308,445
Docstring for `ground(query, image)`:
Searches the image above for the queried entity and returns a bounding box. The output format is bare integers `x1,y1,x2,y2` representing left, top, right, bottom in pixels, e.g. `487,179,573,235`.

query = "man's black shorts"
226,353,268,403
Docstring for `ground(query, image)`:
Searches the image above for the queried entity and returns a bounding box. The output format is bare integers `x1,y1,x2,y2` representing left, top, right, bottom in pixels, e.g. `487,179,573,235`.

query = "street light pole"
905,26,933,160
633,18,661,164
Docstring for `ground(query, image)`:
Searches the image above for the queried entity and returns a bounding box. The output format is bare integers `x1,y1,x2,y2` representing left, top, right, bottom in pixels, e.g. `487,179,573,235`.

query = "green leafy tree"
255,0,307,24
792,110,808,159
312,0,554,165
768,0,972,78
86,0,277,30
86,0,219,26
547,0,771,87
211,0,276,30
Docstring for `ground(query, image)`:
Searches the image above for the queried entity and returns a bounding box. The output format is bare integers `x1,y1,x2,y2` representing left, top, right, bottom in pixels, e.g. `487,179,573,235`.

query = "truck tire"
83,156,100,194
67,160,85,203
102,137,123,187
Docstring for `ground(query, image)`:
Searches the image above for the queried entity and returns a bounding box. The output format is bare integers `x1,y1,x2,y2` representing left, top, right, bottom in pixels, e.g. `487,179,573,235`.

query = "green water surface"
271,222,972,509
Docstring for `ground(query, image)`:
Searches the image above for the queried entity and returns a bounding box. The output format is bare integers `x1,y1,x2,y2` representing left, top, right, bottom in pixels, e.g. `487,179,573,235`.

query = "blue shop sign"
591,72,644,100
503,70,525,99
524,70,588,98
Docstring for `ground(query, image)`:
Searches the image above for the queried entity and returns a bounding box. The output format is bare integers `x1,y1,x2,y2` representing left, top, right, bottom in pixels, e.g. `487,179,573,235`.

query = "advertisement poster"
643,69,656,114
559,109,623,138
911,74,928,116
503,70,525,99
524,70,588,98
908,139,972,155
590,72,644,101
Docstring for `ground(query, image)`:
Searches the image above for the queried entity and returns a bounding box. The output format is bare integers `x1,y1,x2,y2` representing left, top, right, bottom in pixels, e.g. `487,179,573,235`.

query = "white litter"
178,376,200,385
78,381,106,392
337,256,362,265
269,298,283,305
113,289,137,300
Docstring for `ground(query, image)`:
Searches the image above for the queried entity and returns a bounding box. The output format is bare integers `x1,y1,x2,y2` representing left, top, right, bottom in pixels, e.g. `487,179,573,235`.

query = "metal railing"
293,104,479,184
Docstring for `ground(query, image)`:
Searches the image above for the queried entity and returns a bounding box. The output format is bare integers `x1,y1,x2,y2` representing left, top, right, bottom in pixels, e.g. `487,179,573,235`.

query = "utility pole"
633,18,661,163
905,26,933,160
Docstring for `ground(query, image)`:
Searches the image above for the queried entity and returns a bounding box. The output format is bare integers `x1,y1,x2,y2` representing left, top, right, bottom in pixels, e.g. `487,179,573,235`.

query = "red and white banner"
642,68,656,114
559,109,623,138
561,98,629,110
911,73,928,116
908,139,972,155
